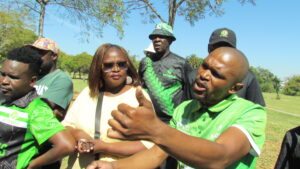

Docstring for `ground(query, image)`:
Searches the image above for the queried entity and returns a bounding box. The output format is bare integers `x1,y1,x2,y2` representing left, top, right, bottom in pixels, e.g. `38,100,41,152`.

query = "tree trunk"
168,0,177,27
73,72,76,79
38,1,46,38
79,70,82,79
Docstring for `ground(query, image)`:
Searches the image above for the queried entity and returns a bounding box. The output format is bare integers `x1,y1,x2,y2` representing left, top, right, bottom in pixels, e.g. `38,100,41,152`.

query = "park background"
1,0,300,168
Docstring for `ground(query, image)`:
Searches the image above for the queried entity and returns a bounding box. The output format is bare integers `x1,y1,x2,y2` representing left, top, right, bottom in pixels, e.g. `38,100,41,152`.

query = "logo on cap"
156,24,163,29
220,30,229,38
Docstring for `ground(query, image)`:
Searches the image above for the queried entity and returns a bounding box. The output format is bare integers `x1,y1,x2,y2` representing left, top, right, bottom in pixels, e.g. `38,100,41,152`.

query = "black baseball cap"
208,28,236,48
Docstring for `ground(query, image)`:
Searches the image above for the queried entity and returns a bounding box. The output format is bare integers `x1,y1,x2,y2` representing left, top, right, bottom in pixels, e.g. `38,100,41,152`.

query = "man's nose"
1,76,10,84
199,69,210,81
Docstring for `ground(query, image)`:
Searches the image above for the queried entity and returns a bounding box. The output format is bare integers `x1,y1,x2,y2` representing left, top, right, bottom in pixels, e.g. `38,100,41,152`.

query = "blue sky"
41,0,299,80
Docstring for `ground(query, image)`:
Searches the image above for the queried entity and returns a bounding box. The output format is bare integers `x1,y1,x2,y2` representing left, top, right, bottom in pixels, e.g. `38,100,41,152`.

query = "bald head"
209,47,249,83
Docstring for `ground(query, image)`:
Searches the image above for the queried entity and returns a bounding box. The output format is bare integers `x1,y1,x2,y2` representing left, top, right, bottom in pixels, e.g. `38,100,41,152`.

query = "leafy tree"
0,9,37,62
57,50,72,70
250,66,280,93
283,75,300,96
186,54,203,69
124,0,256,27
273,76,281,99
129,55,140,70
2,0,126,38
60,52,92,79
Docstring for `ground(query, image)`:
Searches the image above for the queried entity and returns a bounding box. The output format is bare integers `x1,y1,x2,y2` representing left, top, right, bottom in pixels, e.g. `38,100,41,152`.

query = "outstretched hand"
108,87,163,141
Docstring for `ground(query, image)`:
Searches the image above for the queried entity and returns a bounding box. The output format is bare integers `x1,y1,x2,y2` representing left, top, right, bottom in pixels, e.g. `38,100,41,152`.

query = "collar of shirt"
200,94,238,113
4,89,38,108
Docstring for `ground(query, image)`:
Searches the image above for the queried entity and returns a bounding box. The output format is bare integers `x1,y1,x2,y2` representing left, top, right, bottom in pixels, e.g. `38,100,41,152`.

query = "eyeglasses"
102,61,128,72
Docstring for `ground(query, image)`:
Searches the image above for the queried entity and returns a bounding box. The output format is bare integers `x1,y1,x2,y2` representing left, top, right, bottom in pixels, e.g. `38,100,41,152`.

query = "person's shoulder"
27,97,52,111
233,97,265,113
138,57,148,69
45,70,73,87
76,87,91,98
161,52,186,66
246,70,258,81
140,57,147,62
174,100,200,114
169,52,185,60
288,126,300,133
54,69,72,80
171,100,200,123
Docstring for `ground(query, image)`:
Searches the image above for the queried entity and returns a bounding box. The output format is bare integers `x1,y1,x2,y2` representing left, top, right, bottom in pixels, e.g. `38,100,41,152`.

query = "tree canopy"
124,0,256,27
2,0,126,38
0,8,37,61
186,54,203,69
283,75,300,96
251,66,281,93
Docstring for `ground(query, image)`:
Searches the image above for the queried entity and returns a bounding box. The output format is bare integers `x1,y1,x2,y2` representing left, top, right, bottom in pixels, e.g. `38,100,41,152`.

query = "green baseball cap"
149,23,176,41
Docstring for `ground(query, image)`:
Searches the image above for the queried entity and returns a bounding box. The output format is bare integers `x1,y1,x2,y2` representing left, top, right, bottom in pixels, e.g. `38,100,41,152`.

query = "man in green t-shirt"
0,46,75,169
86,47,267,169
29,38,73,121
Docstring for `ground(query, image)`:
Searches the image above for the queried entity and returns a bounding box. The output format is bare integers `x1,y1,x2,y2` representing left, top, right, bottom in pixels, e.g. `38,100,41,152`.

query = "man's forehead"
204,53,237,74
3,60,29,74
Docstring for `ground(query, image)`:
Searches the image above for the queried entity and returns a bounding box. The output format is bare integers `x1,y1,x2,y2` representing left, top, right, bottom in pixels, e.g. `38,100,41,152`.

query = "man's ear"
52,54,58,61
228,83,244,94
30,75,38,87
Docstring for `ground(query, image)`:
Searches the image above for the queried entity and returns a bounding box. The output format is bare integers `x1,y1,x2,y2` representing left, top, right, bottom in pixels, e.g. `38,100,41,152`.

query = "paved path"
266,106,300,117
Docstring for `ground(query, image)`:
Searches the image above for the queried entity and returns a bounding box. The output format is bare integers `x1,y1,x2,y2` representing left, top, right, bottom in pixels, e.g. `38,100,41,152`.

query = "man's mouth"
0,87,10,94
194,81,207,92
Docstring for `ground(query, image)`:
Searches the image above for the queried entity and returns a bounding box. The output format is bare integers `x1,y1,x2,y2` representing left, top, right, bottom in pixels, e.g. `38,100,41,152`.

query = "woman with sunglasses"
61,43,153,169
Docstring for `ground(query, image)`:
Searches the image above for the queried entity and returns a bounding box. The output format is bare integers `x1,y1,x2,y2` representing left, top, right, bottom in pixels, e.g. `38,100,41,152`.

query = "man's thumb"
136,86,152,108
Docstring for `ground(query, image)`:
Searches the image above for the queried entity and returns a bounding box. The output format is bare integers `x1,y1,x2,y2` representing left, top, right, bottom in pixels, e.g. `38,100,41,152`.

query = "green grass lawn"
72,79,88,94
71,80,300,168
256,93,300,169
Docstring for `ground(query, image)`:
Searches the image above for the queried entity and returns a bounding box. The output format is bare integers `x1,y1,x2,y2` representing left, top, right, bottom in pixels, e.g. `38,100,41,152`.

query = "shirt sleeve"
29,100,65,145
41,76,74,109
232,106,267,156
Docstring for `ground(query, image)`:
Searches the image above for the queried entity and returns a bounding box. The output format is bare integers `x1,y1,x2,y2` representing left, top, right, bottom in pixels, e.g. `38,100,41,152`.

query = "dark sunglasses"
103,61,128,72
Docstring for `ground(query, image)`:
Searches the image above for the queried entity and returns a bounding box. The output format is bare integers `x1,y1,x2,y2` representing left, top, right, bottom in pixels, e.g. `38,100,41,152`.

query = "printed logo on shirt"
0,142,8,156
163,68,176,79
10,111,19,120
34,85,48,95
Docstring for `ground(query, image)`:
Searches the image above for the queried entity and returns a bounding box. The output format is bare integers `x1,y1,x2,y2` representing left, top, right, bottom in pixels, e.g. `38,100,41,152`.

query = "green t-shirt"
170,94,266,169
35,69,73,109
0,98,65,169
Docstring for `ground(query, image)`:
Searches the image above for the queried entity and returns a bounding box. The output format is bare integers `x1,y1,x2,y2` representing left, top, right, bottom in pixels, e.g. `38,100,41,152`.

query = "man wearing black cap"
189,28,265,106
138,22,193,169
